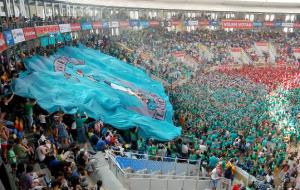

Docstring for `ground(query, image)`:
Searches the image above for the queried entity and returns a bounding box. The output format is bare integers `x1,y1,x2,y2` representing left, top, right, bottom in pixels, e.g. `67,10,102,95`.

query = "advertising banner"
281,22,294,27
47,25,59,34
102,21,109,28
256,42,268,46
70,23,81,31
173,51,185,58
11,28,25,43
253,22,263,27
0,33,7,53
109,21,119,28
81,22,92,31
275,22,282,27
294,23,300,28
35,26,49,37
23,27,36,40
59,24,71,33
92,21,102,29
222,20,253,29
188,20,198,26
139,21,149,28
129,20,139,27
171,20,181,26
119,20,130,28
210,20,219,26
149,20,159,27
199,20,209,26
264,22,274,27
3,30,14,46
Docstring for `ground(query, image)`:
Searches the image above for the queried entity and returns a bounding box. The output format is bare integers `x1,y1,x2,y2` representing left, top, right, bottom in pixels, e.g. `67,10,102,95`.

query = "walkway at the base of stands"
91,151,127,190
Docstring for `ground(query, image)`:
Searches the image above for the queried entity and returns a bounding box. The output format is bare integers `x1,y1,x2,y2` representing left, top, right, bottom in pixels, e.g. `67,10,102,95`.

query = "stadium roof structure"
62,0,300,13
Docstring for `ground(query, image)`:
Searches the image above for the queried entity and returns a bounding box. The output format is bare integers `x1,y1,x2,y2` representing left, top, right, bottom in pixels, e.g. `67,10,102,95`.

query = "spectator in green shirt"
74,112,88,143
147,140,157,160
24,99,36,130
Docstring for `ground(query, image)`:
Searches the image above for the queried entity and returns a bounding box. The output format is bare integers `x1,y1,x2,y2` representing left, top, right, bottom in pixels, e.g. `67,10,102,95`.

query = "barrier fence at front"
106,150,231,190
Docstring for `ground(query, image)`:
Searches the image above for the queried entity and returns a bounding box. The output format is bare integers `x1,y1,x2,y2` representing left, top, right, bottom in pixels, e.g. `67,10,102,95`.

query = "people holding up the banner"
24,98,36,131
75,112,88,144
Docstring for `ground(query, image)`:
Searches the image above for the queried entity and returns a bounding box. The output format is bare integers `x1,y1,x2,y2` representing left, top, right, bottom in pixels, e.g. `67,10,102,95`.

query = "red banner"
199,20,209,26
47,25,59,33
149,20,159,27
23,27,36,40
222,20,253,29
119,20,130,28
171,20,181,26
34,25,59,36
264,22,274,27
34,26,49,36
70,23,81,31
293,23,300,28
256,42,268,46
294,48,300,53
231,48,242,52
173,51,185,58
0,33,7,53
92,21,102,29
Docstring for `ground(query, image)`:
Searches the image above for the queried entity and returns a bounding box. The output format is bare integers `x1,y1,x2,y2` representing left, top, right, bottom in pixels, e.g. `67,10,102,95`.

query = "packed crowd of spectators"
0,38,111,190
93,29,300,189
0,23,300,190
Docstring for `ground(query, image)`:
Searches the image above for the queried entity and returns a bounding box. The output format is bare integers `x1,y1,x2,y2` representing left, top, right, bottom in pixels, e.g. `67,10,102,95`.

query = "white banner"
59,24,71,33
109,21,119,28
11,28,25,43
281,22,294,27
188,20,198,26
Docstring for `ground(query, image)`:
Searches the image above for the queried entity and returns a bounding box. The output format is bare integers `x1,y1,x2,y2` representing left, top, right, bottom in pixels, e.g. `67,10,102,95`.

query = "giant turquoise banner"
13,45,181,141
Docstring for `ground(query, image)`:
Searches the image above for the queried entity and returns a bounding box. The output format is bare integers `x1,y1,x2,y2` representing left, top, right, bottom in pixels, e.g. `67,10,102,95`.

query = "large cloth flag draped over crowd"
13,45,181,141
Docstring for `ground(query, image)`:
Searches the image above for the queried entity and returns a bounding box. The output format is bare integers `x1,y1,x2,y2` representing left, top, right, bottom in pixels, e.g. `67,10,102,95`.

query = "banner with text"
3,30,14,46
59,24,71,33
149,20,159,27
92,21,102,29
119,20,130,28
11,28,25,44
81,22,92,31
109,21,119,28
0,33,7,53
222,20,253,29
70,23,81,31
23,27,36,40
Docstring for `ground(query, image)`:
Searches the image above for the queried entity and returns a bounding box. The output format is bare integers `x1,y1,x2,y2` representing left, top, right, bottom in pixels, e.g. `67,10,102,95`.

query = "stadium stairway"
91,152,127,190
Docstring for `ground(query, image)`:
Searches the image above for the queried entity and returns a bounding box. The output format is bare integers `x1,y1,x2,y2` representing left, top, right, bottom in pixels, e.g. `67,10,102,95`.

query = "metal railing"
106,150,231,190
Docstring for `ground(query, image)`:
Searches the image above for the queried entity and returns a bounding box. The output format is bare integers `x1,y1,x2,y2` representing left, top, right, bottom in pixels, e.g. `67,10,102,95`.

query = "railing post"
187,159,190,176
175,157,177,175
